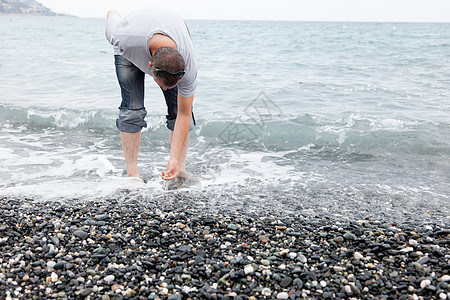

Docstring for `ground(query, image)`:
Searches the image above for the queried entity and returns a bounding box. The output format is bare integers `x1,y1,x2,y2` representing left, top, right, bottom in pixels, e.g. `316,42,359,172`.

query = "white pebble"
420,279,431,289
104,275,115,283
439,292,447,299
280,249,289,256
244,265,254,275
353,252,363,260
51,272,58,282
276,292,289,299
288,252,297,260
344,285,352,293
440,275,450,282
320,280,327,287
333,266,344,272
400,247,414,253
261,288,272,296
409,239,418,247
47,261,56,268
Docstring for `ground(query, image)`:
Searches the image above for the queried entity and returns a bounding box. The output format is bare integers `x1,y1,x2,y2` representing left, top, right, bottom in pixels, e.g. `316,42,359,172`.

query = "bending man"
105,9,197,181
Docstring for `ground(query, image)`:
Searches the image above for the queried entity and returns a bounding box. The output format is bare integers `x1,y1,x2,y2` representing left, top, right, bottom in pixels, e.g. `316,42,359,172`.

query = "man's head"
151,47,185,90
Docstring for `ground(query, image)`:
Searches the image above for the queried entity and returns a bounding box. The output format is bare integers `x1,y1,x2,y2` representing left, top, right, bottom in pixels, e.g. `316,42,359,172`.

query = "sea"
0,16,449,222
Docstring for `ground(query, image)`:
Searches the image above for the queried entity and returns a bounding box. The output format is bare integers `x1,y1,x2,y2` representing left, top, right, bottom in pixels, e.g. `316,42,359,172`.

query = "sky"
37,0,450,22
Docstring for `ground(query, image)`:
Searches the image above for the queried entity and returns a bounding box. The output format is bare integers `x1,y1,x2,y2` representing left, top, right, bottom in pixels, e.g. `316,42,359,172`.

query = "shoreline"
1,195,449,299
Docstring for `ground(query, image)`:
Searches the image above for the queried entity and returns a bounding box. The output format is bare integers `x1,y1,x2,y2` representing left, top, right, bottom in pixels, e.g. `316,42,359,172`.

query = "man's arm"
106,10,119,18
161,94,194,180
105,10,121,44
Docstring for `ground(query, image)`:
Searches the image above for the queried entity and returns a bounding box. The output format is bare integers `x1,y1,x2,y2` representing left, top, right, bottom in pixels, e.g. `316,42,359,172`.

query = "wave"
1,104,448,157
198,114,449,158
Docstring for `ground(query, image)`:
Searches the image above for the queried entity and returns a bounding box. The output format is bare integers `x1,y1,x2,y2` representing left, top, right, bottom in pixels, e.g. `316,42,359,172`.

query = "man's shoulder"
126,9,183,22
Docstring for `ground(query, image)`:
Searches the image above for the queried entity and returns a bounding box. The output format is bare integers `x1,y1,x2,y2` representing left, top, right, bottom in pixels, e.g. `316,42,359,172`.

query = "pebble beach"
1,14,450,300
1,183,449,300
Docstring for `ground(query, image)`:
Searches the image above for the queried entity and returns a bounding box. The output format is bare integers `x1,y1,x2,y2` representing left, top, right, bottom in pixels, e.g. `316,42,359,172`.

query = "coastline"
1,193,448,299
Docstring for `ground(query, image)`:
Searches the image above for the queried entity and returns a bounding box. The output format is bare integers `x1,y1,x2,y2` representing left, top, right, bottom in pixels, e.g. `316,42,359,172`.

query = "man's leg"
120,131,141,177
114,55,147,177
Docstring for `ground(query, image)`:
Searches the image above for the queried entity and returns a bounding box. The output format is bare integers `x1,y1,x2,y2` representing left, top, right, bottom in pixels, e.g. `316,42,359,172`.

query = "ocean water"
0,16,449,221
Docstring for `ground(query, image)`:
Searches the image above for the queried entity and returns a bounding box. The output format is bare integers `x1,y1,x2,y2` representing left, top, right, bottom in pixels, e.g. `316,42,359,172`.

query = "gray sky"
38,0,450,22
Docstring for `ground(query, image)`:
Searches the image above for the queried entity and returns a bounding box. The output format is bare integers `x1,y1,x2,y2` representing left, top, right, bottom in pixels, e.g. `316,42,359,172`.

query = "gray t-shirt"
105,9,197,97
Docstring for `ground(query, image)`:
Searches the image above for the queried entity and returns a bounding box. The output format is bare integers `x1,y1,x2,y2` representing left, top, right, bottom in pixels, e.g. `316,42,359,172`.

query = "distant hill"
0,0,59,15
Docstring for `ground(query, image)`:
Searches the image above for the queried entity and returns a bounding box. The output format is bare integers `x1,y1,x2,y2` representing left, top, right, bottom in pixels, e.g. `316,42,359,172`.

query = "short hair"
152,47,185,87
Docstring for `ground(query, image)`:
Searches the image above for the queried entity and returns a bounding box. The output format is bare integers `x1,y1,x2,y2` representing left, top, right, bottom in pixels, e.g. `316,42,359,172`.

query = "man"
105,9,197,181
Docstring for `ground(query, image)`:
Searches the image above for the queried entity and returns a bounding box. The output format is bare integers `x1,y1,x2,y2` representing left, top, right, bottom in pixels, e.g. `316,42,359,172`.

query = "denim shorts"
114,55,196,133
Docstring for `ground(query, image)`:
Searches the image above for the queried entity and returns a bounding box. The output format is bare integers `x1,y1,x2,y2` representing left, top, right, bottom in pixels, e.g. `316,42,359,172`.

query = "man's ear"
148,61,152,68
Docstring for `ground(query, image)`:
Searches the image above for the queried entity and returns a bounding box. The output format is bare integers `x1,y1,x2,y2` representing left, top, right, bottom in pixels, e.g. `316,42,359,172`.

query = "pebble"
111,284,121,292
420,279,431,289
334,236,344,243
0,196,448,300
73,230,89,239
400,247,414,253
280,276,292,287
104,275,115,283
343,232,357,240
47,261,56,268
276,292,289,299
409,239,418,247
333,266,344,272
297,254,307,263
417,256,430,265
344,285,352,293
262,288,272,297
279,249,289,256
353,251,363,260
261,259,270,266
244,265,254,275
227,224,239,231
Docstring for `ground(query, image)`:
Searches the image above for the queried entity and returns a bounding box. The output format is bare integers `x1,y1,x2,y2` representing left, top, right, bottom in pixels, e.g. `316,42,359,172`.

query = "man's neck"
149,34,176,57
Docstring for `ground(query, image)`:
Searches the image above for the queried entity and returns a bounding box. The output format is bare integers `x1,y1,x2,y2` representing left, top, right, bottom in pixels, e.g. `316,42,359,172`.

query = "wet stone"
73,230,89,239
417,256,430,265
0,196,448,300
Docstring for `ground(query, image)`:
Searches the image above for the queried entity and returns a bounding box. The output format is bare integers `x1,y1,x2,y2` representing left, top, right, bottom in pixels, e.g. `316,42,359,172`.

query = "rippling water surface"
0,16,449,222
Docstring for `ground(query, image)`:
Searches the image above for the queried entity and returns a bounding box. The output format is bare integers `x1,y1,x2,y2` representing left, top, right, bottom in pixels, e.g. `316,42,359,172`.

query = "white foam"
201,150,296,186
0,176,149,201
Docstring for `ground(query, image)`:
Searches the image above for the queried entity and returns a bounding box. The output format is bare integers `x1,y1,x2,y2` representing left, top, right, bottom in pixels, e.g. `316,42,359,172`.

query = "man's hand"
161,158,179,180
106,10,119,18
160,94,194,181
